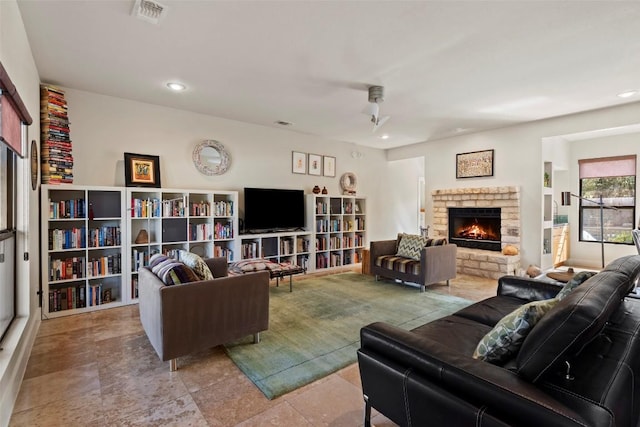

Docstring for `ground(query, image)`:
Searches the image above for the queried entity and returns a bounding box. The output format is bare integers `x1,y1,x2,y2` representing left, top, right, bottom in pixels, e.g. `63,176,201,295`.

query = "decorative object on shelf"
88,203,95,220
456,149,494,179
124,152,161,187
192,140,231,176
292,151,307,174
340,172,357,194
30,139,38,191
544,172,550,187
309,153,322,176
561,191,617,268
312,185,321,194
323,156,336,177
502,245,519,255
321,186,328,195
135,229,149,244
526,264,541,278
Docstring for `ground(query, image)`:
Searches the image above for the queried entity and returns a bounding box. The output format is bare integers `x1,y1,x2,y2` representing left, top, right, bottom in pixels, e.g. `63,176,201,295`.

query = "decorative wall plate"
340,172,357,193
30,140,38,190
193,140,231,175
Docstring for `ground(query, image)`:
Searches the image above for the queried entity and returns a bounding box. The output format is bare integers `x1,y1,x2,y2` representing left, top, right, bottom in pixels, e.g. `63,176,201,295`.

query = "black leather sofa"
358,255,640,427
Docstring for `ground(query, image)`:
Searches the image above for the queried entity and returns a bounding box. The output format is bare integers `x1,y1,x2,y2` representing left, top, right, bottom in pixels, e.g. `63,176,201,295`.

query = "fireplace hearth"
449,207,501,251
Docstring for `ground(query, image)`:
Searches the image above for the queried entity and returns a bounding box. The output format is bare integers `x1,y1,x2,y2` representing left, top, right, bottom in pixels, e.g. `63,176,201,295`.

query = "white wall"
0,1,42,424
63,88,395,241
387,101,640,268
566,132,640,267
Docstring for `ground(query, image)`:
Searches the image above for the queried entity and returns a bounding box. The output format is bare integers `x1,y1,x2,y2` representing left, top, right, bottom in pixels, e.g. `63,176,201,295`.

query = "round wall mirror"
193,140,231,175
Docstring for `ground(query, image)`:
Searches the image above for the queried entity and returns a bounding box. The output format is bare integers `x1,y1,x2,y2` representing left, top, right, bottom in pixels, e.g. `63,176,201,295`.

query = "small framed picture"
292,151,307,174
124,152,161,187
308,154,322,176
323,156,336,177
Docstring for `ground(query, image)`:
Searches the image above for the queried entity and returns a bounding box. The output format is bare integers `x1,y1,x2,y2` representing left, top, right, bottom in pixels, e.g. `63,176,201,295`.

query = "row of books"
131,198,235,218
48,283,113,312
213,246,234,261
131,249,150,272
213,222,233,239
48,198,85,219
41,85,74,184
49,227,85,250
241,242,259,259
88,226,121,247
49,256,85,281
87,254,121,277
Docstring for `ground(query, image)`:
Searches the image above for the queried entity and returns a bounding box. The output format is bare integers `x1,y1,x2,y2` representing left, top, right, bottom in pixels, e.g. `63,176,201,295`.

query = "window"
579,155,636,244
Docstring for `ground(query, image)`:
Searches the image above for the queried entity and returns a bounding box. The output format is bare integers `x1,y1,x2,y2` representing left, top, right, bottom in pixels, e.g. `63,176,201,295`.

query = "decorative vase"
321,186,328,194
135,229,149,244
312,185,321,194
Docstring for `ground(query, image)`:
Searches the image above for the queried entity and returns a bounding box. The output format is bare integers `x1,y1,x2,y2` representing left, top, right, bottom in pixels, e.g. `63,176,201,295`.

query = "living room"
2,1,640,425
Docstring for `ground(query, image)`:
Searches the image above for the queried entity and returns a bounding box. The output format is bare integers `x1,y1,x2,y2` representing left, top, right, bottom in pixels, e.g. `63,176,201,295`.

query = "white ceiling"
17,0,640,149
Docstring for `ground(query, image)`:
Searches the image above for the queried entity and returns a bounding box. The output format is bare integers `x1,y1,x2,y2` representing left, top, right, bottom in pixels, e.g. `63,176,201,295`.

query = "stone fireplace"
432,187,521,279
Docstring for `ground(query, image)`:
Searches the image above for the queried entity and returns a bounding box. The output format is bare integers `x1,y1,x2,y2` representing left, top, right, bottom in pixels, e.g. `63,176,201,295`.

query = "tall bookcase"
126,188,239,301
306,194,367,271
41,184,125,318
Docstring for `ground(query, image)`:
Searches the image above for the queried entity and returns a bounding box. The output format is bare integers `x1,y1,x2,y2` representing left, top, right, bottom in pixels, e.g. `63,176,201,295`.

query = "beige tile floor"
10,272,496,427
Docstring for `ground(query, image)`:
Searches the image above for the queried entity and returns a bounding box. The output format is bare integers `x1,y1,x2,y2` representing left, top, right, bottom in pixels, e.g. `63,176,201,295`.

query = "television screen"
243,187,305,232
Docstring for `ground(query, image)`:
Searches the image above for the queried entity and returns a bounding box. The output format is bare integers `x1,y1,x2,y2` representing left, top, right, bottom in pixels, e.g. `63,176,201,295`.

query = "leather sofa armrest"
497,275,562,301
370,239,397,260
359,322,596,426
205,256,228,278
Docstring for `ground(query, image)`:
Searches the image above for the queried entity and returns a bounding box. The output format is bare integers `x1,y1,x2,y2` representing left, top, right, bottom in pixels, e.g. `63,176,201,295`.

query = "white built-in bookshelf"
41,186,365,317
306,194,367,271
126,188,239,301
41,184,125,318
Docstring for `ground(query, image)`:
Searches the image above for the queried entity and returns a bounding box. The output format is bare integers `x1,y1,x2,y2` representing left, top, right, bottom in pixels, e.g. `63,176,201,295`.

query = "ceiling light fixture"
617,90,638,98
380,134,390,140
274,120,293,126
166,82,186,91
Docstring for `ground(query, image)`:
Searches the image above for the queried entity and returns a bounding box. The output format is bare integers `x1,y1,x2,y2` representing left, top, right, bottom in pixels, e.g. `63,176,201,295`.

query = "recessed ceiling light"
379,134,389,140
166,82,186,91
274,120,293,126
617,90,638,98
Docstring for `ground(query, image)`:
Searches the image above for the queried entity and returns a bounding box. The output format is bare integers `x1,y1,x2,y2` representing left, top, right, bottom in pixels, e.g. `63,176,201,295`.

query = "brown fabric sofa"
370,237,457,292
138,257,270,371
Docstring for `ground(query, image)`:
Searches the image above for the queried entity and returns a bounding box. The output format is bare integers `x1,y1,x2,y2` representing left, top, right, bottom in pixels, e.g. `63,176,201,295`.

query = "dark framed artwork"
124,152,161,187
456,149,494,179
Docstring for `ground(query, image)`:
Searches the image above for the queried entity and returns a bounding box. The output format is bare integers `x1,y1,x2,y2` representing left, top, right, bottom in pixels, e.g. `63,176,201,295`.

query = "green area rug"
224,272,472,399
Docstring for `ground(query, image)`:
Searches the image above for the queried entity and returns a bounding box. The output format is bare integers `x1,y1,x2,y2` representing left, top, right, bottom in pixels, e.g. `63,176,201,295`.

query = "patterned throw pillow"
555,271,597,300
179,250,214,280
154,260,199,286
149,253,169,269
473,298,559,364
396,233,429,261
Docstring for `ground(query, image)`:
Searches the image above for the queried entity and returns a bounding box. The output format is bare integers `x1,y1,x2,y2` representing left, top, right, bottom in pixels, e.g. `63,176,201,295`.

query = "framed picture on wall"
124,152,161,187
456,149,494,179
323,156,336,177
309,154,322,176
292,151,307,174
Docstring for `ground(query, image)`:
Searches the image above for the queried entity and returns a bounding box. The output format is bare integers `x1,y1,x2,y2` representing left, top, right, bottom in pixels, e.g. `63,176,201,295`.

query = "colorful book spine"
40,84,73,184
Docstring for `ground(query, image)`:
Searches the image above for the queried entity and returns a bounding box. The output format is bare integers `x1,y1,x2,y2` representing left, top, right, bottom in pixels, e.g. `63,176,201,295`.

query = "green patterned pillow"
556,271,597,300
396,233,429,261
179,250,214,281
473,298,559,364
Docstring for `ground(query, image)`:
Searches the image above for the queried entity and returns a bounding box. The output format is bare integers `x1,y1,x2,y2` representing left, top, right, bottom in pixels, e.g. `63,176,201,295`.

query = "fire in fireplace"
448,207,501,251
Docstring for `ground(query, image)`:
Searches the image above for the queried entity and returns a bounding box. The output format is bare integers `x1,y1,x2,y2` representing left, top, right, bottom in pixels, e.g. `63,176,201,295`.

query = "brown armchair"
370,237,457,292
138,257,270,371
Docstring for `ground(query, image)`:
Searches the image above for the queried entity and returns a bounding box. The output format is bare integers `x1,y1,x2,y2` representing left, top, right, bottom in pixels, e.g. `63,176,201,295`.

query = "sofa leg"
420,285,426,292
254,332,260,344
447,279,450,287
169,358,177,372
375,275,379,281
363,395,372,427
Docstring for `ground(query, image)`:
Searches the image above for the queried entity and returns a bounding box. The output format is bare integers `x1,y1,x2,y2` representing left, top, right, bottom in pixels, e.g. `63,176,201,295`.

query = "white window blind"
579,155,636,179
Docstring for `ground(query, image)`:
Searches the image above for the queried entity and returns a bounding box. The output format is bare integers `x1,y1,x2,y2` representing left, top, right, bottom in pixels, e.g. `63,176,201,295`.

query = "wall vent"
131,0,167,24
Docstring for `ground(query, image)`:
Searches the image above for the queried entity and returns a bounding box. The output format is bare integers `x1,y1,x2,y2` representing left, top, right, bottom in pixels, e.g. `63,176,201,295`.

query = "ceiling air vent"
131,0,167,24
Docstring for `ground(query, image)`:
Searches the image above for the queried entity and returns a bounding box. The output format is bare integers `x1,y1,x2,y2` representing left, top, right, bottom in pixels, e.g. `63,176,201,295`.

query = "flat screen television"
243,187,305,232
